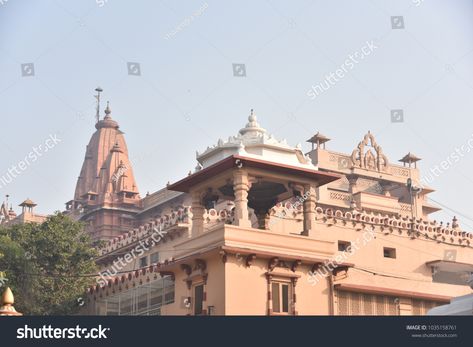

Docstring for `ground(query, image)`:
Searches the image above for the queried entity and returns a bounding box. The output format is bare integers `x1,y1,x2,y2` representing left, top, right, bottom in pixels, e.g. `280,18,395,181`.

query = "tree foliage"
0,213,97,315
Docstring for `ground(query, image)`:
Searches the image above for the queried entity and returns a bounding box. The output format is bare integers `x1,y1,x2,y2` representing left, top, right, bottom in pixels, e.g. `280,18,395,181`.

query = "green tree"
0,213,97,315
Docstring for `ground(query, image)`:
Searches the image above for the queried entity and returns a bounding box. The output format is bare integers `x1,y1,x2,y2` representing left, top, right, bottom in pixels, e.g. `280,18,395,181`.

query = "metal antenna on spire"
94,87,103,124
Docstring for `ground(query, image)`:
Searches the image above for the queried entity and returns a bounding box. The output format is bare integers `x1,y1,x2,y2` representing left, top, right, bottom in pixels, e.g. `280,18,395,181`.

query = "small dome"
239,109,266,136
19,198,36,207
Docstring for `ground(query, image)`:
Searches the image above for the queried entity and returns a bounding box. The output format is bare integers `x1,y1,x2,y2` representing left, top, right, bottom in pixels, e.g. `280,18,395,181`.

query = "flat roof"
426,260,473,273
168,154,341,193
335,283,451,302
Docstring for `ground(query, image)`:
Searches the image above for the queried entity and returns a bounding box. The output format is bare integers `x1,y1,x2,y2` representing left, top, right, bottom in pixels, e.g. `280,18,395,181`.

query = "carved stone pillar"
201,274,208,315
191,191,205,236
291,277,298,316
379,181,392,197
255,210,271,230
302,184,316,236
266,274,273,316
346,174,358,195
233,170,251,228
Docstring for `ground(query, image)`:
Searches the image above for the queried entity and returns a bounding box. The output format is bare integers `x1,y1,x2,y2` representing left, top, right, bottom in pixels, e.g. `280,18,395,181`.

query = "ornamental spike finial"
105,101,111,117
94,87,103,124
249,108,256,122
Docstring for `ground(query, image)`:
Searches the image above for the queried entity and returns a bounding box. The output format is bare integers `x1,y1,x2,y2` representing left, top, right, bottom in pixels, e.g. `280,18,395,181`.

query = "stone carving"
351,131,388,172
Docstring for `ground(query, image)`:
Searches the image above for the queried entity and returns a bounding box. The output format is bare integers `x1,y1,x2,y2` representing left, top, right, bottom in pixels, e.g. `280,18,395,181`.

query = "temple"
66,98,141,241
69,92,472,316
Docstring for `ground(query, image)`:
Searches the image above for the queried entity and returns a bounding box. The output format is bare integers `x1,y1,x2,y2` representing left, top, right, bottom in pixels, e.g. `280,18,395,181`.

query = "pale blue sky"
0,0,472,227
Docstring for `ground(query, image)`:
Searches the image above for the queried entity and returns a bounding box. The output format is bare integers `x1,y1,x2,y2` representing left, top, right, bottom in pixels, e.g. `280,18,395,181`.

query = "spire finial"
239,109,266,136
1,287,14,305
249,108,256,122
104,101,111,118
0,287,22,316
94,87,103,124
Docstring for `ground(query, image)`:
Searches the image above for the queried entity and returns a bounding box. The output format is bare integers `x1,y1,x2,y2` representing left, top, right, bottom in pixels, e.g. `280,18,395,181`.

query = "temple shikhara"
65,100,141,241
6,88,472,315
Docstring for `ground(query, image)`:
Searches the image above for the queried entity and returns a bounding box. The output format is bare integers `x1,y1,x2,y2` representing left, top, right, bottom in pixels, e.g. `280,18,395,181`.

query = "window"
272,282,290,314
139,256,148,268
432,270,472,286
383,247,396,259
337,291,399,315
100,276,174,316
338,241,351,252
164,276,175,304
194,284,204,315
150,252,160,264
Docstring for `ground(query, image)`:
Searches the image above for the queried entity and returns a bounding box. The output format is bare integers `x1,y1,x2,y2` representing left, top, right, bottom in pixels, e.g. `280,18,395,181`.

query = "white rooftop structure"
196,110,317,170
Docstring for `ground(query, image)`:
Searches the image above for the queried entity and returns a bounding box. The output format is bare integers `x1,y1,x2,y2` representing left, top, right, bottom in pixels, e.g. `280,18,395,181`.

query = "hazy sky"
1,0,472,228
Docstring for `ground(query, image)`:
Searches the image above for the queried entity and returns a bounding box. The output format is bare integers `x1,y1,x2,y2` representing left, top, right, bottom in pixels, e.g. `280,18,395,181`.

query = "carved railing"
315,207,472,247
99,207,191,256
99,204,243,256
204,206,235,225
270,200,304,219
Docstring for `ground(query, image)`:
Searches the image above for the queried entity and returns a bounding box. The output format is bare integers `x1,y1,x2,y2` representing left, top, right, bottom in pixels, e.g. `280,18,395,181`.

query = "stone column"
346,174,359,210
379,181,392,197
291,277,298,316
302,184,316,236
191,190,205,236
346,174,358,194
233,170,251,228
200,274,208,315
255,210,271,230
266,274,273,316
